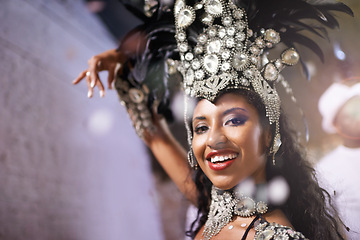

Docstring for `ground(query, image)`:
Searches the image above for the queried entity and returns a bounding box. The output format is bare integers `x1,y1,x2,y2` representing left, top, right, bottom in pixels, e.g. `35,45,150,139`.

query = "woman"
73,0,352,239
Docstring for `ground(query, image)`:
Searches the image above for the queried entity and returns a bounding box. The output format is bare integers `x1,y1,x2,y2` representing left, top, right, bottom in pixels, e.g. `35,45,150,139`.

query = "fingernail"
90,79,96,88
99,90,105,98
87,90,92,98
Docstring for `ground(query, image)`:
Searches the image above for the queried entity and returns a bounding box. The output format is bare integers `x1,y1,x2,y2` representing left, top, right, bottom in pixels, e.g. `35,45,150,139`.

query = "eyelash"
225,117,247,126
194,125,208,135
193,116,247,134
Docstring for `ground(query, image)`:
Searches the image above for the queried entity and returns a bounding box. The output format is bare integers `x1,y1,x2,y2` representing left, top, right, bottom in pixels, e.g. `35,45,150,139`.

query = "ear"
263,125,273,150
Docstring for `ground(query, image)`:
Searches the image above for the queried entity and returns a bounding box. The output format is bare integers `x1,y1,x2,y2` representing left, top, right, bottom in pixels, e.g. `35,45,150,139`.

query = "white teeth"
210,153,238,163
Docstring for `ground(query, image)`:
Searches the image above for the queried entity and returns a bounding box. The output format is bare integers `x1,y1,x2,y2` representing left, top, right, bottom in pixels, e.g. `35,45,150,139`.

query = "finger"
73,70,87,84
96,76,105,98
86,73,93,98
107,66,115,90
88,57,100,88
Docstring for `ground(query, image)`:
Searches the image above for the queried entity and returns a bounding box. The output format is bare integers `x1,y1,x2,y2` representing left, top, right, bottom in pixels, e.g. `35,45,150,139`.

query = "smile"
209,153,239,163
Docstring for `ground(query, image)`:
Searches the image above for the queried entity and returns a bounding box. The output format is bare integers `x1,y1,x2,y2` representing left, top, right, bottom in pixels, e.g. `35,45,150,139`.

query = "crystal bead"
233,9,243,19
192,59,201,69
221,50,231,60
177,32,186,41
205,0,223,16
218,27,226,38
198,34,208,44
264,63,278,81
194,3,203,10
208,27,217,37
177,7,194,29
281,48,299,66
207,40,221,54
227,27,235,36
235,32,245,41
202,13,213,25
185,52,194,61
240,78,250,86
236,21,246,30
225,38,235,48
204,54,219,74
257,230,275,239
174,0,185,16
250,46,260,54
221,62,230,71
129,88,144,103
223,16,232,26
264,29,280,44
185,69,194,84
194,46,203,54
232,51,249,70
195,70,204,79
179,43,188,52
244,69,253,78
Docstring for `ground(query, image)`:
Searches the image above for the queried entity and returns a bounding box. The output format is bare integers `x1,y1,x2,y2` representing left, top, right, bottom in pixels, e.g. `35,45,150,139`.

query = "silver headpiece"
174,0,300,159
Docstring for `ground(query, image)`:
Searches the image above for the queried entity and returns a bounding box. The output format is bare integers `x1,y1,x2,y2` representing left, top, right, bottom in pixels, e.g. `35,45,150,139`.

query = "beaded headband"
174,0,301,162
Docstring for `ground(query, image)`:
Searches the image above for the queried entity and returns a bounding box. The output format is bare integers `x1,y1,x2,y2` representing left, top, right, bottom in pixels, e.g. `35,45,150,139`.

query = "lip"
205,150,238,171
208,159,235,171
206,150,238,160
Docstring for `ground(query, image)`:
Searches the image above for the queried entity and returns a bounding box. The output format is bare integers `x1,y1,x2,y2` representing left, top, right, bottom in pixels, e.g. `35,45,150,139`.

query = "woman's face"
192,93,270,190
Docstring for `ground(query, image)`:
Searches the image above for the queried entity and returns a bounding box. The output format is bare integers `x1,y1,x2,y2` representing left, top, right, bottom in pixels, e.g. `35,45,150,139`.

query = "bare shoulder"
263,208,293,228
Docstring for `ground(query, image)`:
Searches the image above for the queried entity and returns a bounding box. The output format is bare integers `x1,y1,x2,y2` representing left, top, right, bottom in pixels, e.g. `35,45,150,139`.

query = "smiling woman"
73,0,354,239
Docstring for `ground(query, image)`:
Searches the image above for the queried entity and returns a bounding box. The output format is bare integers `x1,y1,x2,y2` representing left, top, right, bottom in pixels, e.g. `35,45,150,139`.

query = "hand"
72,49,126,98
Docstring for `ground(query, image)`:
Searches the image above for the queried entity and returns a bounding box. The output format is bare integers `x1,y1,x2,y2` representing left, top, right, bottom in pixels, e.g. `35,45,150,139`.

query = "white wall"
0,0,163,239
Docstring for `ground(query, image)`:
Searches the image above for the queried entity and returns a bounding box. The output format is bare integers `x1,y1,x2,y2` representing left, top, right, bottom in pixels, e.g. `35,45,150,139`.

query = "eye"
194,125,209,134
225,116,248,126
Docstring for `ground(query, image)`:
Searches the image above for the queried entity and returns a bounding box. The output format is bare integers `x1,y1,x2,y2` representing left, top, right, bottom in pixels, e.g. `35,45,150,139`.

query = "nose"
207,126,228,149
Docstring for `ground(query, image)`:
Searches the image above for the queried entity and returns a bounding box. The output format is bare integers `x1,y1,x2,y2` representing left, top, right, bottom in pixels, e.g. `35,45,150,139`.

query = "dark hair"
186,89,345,239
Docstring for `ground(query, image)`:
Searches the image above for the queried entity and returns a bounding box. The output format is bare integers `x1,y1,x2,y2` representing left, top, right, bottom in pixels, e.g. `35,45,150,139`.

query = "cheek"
192,135,206,160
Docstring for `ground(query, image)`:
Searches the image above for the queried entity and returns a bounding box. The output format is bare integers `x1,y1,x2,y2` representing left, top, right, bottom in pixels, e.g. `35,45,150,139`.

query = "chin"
211,179,238,191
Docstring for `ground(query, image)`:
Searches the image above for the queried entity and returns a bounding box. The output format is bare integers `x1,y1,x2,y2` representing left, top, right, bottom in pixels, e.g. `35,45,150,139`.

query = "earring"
187,148,198,169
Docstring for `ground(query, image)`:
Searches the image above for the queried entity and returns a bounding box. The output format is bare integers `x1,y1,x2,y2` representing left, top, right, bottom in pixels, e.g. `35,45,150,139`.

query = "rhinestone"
192,59,201,69
218,27,226,38
174,0,185,16
198,34,208,44
255,38,265,48
177,7,195,29
240,77,250,86
185,52,194,61
179,43,188,52
251,56,259,65
204,54,219,74
257,229,275,239
194,3,203,10
250,46,260,54
244,69,253,78
194,46,203,54
129,88,144,103
208,27,217,37
221,50,231,60
205,0,223,16
228,225,234,230
236,42,244,48
235,197,256,217
225,38,235,48
177,32,186,41
221,62,231,71
207,40,221,53
195,70,204,79
234,9,243,19
281,48,299,66
275,59,283,69
227,27,236,36
232,51,249,71
264,29,280,44
248,29,253,37
183,61,190,69
266,42,273,48
235,32,245,41
185,69,194,84
236,21,246,30
202,13,213,25
264,63,278,81
223,16,232,26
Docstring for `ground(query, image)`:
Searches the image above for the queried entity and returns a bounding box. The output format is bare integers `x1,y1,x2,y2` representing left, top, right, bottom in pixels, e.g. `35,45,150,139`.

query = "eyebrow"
223,107,248,116
193,116,206,121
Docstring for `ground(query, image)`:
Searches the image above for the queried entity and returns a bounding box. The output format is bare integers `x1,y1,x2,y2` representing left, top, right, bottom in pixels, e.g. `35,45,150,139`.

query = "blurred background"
0,0,358,239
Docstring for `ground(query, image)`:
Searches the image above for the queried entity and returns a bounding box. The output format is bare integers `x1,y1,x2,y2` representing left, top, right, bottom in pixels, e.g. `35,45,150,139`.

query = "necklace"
202,186,268,240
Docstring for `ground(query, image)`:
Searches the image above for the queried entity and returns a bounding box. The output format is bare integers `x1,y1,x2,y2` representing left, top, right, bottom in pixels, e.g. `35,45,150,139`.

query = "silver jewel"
177,7,195,29
203,186,269,240
281,48,300,66
205,0,223,17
